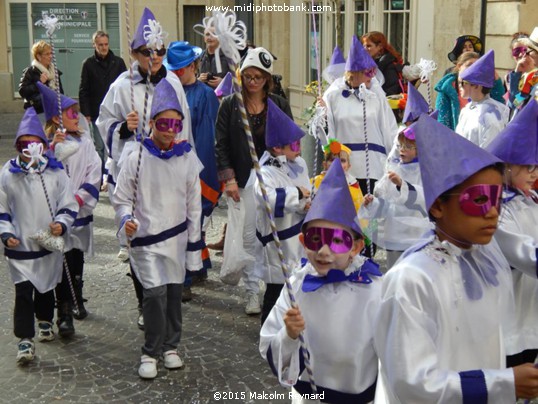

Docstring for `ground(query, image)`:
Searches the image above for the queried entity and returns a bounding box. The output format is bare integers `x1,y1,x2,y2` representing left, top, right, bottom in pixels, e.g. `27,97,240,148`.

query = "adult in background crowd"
79,30,127,177
19,40,64,117
445,34,482,74
195,20,232,89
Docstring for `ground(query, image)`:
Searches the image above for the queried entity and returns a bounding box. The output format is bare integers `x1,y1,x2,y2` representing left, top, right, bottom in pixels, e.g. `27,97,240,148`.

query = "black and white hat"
240,47,273,74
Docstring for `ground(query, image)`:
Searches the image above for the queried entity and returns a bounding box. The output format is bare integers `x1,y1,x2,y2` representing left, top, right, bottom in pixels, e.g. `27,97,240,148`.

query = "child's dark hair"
428,163,504,222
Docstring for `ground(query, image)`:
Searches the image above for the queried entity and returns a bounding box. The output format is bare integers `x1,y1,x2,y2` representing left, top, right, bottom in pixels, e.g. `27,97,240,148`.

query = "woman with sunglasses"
323,35,398,197
487,100,538,369
215,47,293,316
96,8,192,330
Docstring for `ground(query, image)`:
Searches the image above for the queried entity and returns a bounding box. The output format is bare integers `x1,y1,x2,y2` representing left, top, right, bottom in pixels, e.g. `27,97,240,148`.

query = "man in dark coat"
79,30,127,174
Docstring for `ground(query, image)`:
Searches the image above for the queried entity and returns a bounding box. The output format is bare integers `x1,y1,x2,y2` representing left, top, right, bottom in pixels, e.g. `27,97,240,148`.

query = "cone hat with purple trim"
414,114,501,211
265,98,304,148
303,158,362,236
131,8,157,50
486,98,538,165
459,49,495,88
345,35,376,72
150,79,184,119
402,84,429,123
37,82,78,121
214,72,233,98
15,107,48,145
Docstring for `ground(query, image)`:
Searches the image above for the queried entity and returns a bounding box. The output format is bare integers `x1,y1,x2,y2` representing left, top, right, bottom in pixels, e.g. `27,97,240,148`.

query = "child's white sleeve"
54,170,79,230
0,170,15,236
185,153,203,271
255,170,303,216
260,285,302,386
74,141,102,211
113,153,136,238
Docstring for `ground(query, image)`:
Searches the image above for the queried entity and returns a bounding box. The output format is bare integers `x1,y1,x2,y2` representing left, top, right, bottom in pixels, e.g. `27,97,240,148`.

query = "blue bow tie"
301,259,381,292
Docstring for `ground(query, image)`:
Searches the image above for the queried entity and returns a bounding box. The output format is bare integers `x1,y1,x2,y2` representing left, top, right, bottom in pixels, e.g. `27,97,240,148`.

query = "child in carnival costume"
0,107,78,364
486,99,538,368
114,78,203,379
260,159,382,403
374,114,538,402
38,82,101,332
455,50,509,148
255,99,311,324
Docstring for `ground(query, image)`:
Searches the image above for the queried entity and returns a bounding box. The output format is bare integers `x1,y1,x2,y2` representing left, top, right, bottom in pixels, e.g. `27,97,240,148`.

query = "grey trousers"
141,283,183,358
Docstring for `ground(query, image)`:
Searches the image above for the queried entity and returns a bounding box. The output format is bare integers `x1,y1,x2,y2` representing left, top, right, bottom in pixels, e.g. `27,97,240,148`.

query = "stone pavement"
0,112,289,403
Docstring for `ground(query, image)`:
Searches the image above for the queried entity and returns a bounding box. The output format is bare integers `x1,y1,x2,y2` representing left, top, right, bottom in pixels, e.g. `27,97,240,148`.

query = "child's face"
274,141,301,162
150,110,183,150
430,167,502,248
462,40,475,53
16,135,46,160
507,164,538,195
325,153,350,172
300,219,364,276
62,106,80,133
398,140,417,163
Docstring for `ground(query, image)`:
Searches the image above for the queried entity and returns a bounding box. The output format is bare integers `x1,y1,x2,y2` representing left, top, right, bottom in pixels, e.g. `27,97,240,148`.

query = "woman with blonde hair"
19,40,63,115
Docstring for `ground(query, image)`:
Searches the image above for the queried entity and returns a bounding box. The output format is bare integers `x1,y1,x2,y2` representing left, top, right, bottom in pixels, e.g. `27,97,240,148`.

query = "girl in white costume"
260,160,382,403
0,108,78,364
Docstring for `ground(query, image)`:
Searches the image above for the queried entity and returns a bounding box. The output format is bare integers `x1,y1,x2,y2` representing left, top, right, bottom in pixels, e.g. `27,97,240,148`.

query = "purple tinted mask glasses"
304,227,354,254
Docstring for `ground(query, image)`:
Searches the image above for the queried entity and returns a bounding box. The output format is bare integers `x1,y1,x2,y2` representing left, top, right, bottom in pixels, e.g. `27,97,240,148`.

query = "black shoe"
182,287,192,302
57,302,75,338
72,302,88,320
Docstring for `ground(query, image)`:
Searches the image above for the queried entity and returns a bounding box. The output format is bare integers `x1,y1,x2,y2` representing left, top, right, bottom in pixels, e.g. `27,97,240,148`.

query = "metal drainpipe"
480,0,487,52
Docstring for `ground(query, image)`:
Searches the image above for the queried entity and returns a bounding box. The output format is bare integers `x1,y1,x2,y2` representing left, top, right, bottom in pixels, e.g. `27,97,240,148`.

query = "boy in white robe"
374,115,538,403
114,78,203,379
455,50,509,148
260,160,382,403
486,99,538,367
255,99,311,324
0,108,78,364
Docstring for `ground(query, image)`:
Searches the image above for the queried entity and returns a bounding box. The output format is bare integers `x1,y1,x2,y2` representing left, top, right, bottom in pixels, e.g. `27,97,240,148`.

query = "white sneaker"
16,339,35,365
138,355,158,379
117,247,129,262
37,321,55,342
163,350,183,369
245,293,261,315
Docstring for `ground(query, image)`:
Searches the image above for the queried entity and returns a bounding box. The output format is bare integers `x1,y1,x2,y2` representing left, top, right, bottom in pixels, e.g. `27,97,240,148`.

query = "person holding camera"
198,25,232,89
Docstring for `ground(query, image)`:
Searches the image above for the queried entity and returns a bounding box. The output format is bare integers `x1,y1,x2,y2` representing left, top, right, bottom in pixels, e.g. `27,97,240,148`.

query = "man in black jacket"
79,31,127,174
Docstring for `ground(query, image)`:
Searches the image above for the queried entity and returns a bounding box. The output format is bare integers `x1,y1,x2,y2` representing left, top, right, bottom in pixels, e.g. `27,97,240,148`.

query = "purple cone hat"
150,79,184,119
486,99,538,165
459,49,495,88
15,107,48,146
303,159,362,236
265,98,304,148
215,72,234,97
330,46,345,65
323,46,346,84
415,114,501,211
37,82,78,121
402,84,429,123
345,35,376,72
131,8,157,50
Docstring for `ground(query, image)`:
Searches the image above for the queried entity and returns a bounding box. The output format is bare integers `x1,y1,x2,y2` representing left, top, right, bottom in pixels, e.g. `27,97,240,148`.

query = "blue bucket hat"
164,41,202,71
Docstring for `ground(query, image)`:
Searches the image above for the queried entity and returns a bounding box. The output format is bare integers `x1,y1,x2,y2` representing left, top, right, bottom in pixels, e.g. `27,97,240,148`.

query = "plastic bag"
220,197,255,285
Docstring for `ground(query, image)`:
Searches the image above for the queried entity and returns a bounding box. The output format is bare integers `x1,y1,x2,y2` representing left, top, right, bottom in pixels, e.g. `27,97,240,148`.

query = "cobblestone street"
0,113,288,403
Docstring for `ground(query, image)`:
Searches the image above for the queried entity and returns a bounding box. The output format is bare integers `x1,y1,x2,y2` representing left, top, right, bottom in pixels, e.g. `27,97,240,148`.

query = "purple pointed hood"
415,114,501,211
459,49,495,88
215,72,234,97
131,8,157,50
37,81,77,121
265,98,304,148
403,84,429,123
15,107,49,146
330,46,345,66
486,99,538,165
345,35,376,72
303,159,362,236
150,79,184,119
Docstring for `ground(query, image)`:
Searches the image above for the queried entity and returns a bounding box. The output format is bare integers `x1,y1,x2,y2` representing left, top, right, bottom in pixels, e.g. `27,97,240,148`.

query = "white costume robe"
0,158,78,293
260,256,382,403
494,189,538,355
62,134,101,255
96,62,193,189
455,96,509,148
114,139,203,289
255,153,310,284
358,160,431,252
374,235,516,403
323,77,398,180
